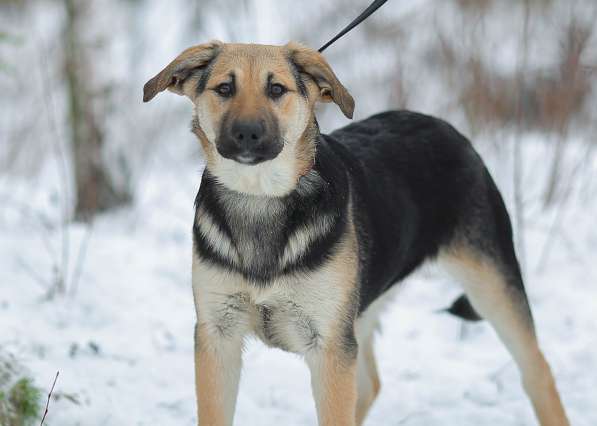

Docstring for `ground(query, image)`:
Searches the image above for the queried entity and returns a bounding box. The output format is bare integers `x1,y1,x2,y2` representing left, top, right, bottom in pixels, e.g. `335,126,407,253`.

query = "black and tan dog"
143,41,569,426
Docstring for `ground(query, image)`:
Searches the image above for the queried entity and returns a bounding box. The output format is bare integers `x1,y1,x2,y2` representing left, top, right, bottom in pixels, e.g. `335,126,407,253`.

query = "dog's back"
325,110,491,311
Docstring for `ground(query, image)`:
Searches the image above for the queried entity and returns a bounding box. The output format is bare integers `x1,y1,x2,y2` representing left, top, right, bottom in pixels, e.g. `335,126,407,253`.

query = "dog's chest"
195,190,291,275
222,196,287,271
192,255,354,355
193,171,355,353
194,177,337,281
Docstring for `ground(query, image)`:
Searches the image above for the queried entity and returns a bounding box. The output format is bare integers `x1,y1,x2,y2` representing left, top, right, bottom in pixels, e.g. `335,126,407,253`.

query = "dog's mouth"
232,153,267,165
216,139,283,166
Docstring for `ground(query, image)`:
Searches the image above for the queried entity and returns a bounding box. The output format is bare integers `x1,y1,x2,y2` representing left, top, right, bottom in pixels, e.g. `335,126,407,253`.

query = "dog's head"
143,41,353,195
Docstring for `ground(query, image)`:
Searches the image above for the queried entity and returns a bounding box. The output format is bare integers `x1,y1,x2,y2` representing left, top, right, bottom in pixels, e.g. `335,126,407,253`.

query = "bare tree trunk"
543,129,568,206
64,0,130,221
512,0,532,275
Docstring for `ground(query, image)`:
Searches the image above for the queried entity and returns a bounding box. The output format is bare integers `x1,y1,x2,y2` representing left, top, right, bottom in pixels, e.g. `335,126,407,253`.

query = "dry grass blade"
40,371,59,426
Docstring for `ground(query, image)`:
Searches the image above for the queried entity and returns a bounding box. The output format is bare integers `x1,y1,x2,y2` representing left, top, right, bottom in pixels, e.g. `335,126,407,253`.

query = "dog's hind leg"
440,241,570,426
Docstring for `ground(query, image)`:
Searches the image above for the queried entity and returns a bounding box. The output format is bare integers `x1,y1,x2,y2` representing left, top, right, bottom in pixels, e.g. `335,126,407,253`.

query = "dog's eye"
215,83,233,97
269,83,286,99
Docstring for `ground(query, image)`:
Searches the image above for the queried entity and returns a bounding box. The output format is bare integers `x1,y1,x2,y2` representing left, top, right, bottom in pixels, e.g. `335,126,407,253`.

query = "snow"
1,136,596,426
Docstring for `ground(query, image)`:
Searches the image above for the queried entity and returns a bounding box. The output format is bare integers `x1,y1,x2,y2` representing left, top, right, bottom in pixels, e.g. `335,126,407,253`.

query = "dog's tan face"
144,42,354,196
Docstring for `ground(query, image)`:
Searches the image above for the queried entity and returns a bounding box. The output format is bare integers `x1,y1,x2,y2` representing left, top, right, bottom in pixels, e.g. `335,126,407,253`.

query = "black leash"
318,0,390,53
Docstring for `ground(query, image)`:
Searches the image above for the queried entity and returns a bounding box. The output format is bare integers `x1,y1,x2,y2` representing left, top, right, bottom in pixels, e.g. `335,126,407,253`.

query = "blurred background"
1,0,596,425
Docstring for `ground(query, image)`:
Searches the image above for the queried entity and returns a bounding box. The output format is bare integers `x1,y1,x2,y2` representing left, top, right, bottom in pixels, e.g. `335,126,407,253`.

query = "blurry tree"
542,18,594,205
63,0,130,221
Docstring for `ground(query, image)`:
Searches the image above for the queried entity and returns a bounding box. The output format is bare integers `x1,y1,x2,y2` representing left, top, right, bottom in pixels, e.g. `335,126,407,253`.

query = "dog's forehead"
221,43,286,61
211,43,293,79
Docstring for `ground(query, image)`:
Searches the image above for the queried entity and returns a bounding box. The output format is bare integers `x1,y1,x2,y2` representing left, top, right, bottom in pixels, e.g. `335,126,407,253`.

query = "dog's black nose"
217,118,282,165
231,120,265,148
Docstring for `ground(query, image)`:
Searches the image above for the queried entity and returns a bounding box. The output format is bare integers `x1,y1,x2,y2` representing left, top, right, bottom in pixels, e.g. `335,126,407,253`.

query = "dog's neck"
193,148,345,283
193,116,319,197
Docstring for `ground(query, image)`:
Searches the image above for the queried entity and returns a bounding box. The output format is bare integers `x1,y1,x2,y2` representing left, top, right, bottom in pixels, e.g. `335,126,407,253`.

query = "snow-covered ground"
1,134,596,426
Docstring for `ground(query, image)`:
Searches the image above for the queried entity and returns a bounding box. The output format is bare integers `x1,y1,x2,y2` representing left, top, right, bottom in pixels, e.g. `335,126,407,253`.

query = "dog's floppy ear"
143,40,222,102
286,42,354,119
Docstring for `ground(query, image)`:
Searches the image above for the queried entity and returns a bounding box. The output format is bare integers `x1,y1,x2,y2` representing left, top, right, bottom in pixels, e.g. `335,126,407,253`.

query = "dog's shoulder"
326,109,484,181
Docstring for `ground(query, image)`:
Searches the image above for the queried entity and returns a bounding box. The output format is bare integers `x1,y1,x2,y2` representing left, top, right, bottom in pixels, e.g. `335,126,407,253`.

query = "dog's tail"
437,294,483,322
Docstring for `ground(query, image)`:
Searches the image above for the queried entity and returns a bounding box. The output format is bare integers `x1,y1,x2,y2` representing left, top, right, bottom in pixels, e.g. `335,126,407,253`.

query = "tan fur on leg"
194,323,242,426
520,348,569,426
355,335,380,426
307,346,358,426
441,247,570,426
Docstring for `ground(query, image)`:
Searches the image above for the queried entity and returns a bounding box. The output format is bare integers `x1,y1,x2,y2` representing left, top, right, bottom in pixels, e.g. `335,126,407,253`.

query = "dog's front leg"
307,340,358,426
194,322,242,426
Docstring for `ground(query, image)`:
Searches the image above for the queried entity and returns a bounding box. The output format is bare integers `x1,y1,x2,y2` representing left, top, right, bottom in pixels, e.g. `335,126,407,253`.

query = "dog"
143,41,570,426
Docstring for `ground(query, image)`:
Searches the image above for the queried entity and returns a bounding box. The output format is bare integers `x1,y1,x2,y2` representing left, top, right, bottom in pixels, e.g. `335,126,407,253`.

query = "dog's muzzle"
217,120,283,165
